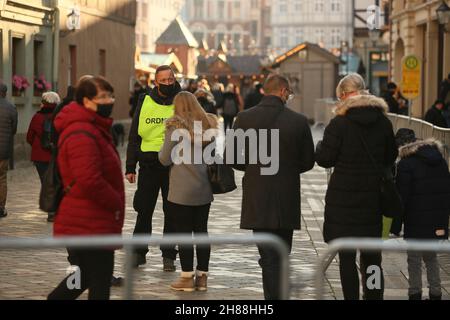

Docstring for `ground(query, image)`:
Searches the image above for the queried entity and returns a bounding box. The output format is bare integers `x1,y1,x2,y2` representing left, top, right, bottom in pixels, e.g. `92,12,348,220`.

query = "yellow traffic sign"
401,55,421,100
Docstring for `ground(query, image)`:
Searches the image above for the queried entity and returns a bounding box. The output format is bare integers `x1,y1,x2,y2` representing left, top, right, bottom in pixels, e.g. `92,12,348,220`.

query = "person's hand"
126,174,136,184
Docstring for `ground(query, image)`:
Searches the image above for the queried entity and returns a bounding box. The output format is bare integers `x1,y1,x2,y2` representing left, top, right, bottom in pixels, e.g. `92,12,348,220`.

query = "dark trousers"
254,229,293,300
34,161,49,184
223,115,235,132
133,163,177,260
338,250,384,300
48,249,114,300
390,216,403,235
168,201,211,272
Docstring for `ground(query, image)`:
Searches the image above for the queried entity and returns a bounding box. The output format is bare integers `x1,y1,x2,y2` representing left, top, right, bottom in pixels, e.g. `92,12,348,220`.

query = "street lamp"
436,1,450,32
369,28,381,47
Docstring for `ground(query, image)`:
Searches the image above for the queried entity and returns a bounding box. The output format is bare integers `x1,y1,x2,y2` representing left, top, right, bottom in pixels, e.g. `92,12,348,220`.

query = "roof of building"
197,55,266,76
155,17,198,48
139,52,183,74
272,42,341,67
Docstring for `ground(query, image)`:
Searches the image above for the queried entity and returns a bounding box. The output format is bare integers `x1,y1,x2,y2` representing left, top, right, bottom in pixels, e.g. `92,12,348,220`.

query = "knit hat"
42,91,61,109
395,128,416,147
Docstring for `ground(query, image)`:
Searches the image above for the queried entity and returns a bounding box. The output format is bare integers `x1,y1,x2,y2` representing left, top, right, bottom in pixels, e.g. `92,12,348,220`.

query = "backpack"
40,116,53,150
39,130,96,213
223,97,238,117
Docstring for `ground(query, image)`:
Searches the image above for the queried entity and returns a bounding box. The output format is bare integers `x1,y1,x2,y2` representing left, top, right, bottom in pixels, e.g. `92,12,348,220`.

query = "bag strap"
353,123,384,177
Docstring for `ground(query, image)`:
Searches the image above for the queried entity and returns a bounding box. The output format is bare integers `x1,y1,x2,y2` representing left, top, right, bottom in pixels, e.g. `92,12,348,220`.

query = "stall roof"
272,42,341,67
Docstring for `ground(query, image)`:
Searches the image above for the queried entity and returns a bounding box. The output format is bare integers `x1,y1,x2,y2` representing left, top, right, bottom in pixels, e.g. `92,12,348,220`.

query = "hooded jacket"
396,139,450,240
316,94,398,243
53,102,125,238
0,97,17,160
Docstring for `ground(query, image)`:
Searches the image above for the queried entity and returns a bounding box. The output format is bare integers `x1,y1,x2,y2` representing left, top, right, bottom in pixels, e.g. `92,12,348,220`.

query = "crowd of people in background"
0,66,449,301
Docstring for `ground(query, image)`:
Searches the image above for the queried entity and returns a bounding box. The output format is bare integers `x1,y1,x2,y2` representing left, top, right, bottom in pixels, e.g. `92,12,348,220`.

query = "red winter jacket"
26,108,54,163
53,102,125,238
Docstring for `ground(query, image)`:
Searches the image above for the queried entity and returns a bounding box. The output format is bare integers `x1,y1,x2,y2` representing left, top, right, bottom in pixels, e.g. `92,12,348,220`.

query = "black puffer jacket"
316,94,398,243
0,98,18,160
396,139,450,240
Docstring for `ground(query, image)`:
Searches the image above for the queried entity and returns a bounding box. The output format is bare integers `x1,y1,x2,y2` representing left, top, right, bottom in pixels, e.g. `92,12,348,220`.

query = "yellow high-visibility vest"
138,95,174,152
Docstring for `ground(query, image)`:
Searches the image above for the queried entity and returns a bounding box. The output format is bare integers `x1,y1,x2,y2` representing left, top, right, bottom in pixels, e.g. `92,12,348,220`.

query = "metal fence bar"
0,234,290,300
314,238,450,300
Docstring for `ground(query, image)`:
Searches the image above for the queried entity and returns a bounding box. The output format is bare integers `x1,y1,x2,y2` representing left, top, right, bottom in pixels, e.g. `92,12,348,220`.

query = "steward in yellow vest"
125,65,181,269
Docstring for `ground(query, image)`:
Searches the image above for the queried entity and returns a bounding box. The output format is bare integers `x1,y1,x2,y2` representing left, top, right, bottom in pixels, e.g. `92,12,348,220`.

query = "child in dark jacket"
395,130,450,300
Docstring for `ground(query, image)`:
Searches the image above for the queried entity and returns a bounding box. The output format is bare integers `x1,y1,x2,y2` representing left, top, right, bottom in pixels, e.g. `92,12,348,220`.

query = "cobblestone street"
0,127,449,300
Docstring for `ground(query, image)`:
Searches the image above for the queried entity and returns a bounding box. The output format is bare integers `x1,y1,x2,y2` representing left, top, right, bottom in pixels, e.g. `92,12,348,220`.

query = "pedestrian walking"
244,82,264,110
194,88,217,115
159,91,219,292
0,82,18,219
231,74,315,300
26,91,61,222
126,65,181,270
316,73,398,300
394,130,450,300
47,76,125,300
220,84,240,132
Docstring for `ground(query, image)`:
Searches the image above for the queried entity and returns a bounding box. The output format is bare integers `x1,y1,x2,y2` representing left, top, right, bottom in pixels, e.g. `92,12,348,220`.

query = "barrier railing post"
124,244,134,300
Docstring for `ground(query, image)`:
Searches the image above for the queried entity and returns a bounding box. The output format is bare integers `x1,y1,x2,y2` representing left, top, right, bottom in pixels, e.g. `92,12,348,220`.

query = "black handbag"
358,130,403,218
207,157,237,195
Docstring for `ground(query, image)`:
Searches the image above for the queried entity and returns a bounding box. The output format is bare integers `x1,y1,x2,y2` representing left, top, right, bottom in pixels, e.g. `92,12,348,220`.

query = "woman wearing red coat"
47,76,125,300
26,92,60,180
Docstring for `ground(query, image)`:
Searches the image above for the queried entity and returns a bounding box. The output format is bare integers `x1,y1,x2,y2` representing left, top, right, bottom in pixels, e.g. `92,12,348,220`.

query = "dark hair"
435,99,445,106
0,82,7,95
448,73,450,80
387,82,397,90
75,76,114,105
263,74,289,94
155,65,175,77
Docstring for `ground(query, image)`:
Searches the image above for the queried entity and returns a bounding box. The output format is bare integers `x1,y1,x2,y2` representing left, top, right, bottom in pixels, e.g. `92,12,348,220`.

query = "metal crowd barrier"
0,234,290,300
314,238,450,300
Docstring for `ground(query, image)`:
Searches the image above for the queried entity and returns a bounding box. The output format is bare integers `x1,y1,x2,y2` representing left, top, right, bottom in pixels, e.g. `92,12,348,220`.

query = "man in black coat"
424,100,448,128
439,73,450,105
230,74,315,300
0,83,18,218
383,82,400,114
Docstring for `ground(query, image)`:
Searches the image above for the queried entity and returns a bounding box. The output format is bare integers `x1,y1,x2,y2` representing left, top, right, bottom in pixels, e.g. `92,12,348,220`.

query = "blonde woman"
159,91,219,292
316,73,398,300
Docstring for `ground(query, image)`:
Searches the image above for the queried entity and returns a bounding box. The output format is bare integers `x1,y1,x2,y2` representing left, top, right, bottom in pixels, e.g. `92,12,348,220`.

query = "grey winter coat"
159,117,215,206
0,97,18,160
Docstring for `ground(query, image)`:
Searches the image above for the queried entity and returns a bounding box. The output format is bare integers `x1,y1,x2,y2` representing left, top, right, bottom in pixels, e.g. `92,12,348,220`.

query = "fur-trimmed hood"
334,94,389,116
399,139,446,164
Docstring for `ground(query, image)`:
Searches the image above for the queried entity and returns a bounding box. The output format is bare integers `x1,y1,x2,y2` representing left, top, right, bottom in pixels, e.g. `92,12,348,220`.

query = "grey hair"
336,73,368,98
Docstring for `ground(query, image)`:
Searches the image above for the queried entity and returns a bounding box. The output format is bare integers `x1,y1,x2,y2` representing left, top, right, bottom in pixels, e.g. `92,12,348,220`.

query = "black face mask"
158,83,177,97
96,103,114,118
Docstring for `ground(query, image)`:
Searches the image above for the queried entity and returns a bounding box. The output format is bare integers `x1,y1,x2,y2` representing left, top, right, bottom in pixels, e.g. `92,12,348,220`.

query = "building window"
33,40,45,79
99,49,106,76
69,45,77,86
233,1,241,19
331,29,341,48
12,37,25,77
193,32,204,43
251,21,258,39
194,0,204,19
280,28,288,48
251,0,259,9
233,33,242,54
279,0,287,13
331,0,341,12
315,0,324,12
315,29,325,44
295,28,304,45
217,0,225,20
294,0,302,12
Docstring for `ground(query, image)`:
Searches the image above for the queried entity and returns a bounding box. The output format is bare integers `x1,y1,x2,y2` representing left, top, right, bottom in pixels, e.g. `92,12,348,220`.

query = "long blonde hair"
168,91,219,142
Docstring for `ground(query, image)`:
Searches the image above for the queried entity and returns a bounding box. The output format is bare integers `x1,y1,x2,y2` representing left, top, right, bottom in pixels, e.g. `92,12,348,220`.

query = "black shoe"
133,254,147,268
111,275,124,287
409,293,422,300
163,257,176,272
0,208,7,218
47,213,55,223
